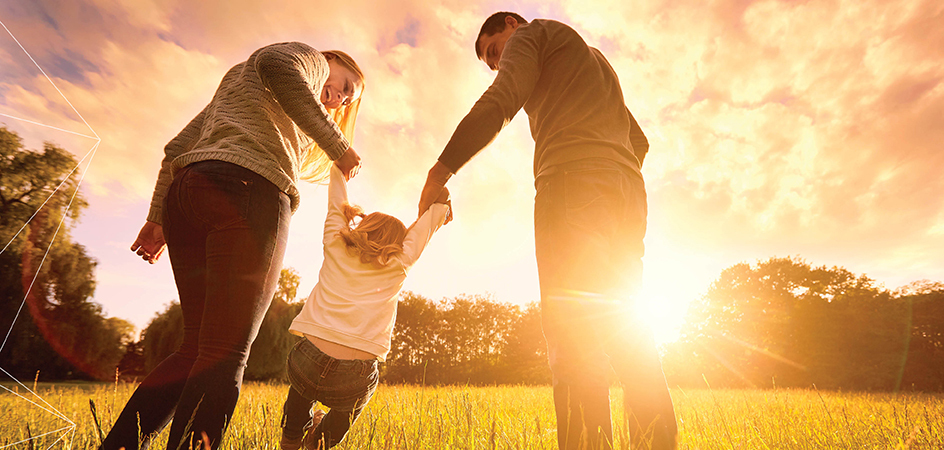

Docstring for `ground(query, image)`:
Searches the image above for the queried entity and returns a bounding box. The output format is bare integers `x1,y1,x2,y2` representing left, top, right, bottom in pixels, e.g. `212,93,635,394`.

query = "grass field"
2,381,943,449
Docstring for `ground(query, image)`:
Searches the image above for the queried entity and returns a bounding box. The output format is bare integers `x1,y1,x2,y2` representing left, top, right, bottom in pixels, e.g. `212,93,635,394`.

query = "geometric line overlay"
1,16,102,450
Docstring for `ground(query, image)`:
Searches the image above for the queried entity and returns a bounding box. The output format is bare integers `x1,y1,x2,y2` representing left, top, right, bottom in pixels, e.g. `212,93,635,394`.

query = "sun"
633,246,718,346
634,288,689,346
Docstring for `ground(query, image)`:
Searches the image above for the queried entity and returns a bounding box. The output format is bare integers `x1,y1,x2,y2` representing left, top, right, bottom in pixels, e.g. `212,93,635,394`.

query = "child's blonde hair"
338,203,407,266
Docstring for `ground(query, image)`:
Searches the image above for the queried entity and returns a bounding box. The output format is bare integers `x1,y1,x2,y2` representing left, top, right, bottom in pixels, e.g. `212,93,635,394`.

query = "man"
418,12,678,450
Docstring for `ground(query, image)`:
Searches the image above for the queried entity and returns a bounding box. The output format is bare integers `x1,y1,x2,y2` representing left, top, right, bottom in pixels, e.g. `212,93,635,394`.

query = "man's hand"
335,147,361,180
131,221,166,264
418,161,453,219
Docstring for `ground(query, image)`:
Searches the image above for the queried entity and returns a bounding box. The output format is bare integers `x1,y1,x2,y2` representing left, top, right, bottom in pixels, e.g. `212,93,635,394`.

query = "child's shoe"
301,409,327,450
280,433,303,450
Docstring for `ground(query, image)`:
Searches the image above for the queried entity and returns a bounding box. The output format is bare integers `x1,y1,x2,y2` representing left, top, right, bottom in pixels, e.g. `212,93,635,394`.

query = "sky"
1,0,942,345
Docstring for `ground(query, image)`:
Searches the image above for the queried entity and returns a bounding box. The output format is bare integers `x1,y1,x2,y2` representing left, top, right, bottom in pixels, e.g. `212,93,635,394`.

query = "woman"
101,42,365,450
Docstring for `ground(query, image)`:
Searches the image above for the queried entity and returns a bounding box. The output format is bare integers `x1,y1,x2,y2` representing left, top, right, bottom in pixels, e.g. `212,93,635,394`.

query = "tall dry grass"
2,381,942,449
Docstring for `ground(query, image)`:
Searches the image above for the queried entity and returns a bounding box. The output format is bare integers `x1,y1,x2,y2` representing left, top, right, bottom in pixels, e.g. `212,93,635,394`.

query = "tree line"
126,258,944,392
120,270,551,386
3,126,943,390
661,257,944,391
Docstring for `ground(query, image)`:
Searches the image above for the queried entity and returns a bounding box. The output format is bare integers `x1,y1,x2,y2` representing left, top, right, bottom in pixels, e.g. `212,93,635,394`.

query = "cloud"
2,0,941,331
551,0,944,281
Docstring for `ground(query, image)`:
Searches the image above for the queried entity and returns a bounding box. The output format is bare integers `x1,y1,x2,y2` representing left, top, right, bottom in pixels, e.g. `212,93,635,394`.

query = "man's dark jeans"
280,338,379,448
534,158,678,450
100,160,291,450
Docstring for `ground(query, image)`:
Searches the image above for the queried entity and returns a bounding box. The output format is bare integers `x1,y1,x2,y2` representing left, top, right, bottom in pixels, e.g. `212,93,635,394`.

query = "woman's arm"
146,105,208,225
130,220,165,264
253,42,350,161
135,103,208,263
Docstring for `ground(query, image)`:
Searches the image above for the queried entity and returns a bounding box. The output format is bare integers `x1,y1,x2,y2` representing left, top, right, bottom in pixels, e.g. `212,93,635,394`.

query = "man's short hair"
475,12,528,59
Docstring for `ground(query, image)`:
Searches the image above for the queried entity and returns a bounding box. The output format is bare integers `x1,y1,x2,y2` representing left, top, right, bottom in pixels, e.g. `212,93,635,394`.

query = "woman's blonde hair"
299,50,365,182
338,203,408,267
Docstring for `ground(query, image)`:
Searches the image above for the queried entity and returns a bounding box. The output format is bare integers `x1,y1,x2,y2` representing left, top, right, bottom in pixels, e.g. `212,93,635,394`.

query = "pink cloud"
2,0,941,332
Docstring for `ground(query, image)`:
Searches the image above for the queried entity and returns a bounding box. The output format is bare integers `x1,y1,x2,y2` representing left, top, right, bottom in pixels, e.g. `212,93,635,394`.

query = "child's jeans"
281,338,379,448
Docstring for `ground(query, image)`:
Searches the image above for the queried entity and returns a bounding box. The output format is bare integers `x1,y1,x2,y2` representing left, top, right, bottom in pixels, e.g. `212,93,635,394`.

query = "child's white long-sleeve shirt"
289,166,449,360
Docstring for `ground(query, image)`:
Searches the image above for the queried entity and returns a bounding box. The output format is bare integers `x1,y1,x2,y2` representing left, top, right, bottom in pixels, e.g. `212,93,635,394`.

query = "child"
279,163,451,450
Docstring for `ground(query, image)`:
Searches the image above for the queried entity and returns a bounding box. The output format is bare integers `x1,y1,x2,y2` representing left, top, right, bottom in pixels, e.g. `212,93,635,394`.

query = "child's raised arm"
323,164,351,243
399,188,451,268
434,187,453,224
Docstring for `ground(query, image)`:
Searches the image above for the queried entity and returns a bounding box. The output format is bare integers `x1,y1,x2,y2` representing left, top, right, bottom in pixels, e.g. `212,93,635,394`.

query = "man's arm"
437,28,542,173
436,103,509,174
418,161,454,222
419,26,543,217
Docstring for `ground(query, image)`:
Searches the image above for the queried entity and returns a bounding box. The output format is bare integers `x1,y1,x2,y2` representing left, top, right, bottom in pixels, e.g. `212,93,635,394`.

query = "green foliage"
496,302,549,384
246,268,303,381
117,340,146,379
141,301,184,372
664,256,942,392
383,292,550,385
897,281,944,391
0,126,128,381
138,280,551,385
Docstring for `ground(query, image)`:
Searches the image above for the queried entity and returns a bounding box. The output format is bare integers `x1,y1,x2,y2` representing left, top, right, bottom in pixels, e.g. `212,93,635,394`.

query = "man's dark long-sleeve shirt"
439,19,647,178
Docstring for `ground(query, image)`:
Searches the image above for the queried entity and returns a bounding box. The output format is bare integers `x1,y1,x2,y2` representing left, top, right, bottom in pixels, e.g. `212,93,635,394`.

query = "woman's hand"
335,147,361,180
130,221,166,264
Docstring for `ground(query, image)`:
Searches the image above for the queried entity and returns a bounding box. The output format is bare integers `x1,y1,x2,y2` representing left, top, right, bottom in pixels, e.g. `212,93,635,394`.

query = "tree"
664,256,910,390
897,281,944,391
141,301,184,372
383,291,442,383
383,292,549,385
437,294,521,384
498,302,551,384
0,126,129,380
137,276,552,385
246,268,303,380
117,339,147,379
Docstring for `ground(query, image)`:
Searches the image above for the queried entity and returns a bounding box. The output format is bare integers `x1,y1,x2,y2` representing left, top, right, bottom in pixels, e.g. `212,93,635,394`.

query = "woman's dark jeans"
100,160,291,450
281,338,379,448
